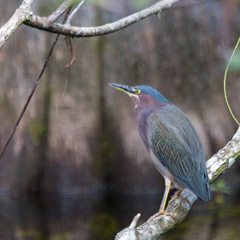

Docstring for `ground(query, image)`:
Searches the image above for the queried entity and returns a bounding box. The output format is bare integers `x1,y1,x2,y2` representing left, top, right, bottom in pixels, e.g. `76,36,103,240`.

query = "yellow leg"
159,178,171,214
148,178,173,221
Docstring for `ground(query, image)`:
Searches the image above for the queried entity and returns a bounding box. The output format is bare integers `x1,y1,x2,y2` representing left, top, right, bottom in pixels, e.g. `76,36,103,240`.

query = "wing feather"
147,104,210,201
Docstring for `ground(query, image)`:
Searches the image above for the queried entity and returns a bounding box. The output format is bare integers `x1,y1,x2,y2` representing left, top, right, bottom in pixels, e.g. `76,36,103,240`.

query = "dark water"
0,189,239,240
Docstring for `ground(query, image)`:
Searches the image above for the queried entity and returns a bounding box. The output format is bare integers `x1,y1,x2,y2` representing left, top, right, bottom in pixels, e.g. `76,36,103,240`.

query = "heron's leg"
159,178,171,214
148,178,172,221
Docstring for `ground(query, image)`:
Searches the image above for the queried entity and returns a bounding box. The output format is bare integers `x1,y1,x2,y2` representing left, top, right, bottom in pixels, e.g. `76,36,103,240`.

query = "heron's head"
108,83,169,108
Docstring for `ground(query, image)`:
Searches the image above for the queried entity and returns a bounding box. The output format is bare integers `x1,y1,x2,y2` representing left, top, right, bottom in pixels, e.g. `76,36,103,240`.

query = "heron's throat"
129,94,140,107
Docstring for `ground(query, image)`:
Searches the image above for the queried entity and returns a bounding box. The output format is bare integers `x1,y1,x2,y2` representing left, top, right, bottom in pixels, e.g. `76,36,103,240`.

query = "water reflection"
0,190,239,240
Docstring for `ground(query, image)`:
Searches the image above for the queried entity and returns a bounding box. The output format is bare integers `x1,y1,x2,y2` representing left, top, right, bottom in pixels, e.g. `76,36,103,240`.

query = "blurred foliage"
37,0,63,16
88,0,107,6
130,0,152,10
211,179,232,205
90,212,118,240
228,48,240,72
88,0,152,10
29,120,47,147
211,179,231,194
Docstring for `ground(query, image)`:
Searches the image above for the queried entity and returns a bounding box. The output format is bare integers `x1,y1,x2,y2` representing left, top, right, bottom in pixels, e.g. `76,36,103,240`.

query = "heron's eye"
135,89,141,95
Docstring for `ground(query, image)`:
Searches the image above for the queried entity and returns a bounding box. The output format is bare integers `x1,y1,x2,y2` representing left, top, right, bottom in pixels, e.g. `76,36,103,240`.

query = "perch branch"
0,0,34,49
115,127,240,240
24,0,181,37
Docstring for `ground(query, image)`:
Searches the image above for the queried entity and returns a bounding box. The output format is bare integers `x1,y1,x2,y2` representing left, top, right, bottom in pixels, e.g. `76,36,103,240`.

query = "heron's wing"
148,104,210,201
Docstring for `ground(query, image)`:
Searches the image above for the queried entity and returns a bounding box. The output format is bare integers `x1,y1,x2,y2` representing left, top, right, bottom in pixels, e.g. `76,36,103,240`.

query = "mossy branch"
115,127,240,240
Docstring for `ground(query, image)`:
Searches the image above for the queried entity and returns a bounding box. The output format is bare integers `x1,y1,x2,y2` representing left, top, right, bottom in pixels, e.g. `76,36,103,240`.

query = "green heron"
109,83,210,217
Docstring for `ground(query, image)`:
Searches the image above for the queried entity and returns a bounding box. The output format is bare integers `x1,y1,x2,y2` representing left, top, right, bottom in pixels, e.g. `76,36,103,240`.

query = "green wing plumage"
148,104,210,201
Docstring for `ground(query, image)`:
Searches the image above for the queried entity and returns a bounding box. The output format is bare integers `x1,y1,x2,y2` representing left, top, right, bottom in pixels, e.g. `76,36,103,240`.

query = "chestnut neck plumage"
132,93,168,150
135,94,165,110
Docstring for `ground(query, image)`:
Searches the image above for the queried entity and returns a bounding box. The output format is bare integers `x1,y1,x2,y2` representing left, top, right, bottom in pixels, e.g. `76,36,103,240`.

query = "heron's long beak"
108,83,136,96
108,83,140,107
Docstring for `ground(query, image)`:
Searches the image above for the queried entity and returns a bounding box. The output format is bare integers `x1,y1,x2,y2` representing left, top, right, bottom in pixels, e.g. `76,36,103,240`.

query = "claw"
168,190,191,207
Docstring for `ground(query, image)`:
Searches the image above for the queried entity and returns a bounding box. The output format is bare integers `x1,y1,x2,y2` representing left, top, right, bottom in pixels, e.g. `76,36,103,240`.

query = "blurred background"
0,0,240,239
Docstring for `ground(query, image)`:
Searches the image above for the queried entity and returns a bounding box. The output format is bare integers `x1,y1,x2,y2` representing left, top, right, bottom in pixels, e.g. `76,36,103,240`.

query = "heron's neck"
135,94,167,150
135,94,167,113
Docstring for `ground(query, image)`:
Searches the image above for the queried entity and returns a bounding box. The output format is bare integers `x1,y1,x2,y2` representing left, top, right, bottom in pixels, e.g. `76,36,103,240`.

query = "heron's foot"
168,194,191,207
148,211,176,222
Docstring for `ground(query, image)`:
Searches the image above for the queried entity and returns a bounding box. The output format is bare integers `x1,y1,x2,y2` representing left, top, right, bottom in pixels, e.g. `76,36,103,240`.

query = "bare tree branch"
115,127,240,240
0,0,34,49
0,0,181,47
24,0,180,37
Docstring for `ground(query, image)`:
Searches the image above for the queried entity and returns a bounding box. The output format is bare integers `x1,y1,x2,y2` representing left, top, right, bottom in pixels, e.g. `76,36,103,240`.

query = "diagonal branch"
0,0,34,49
24,0,181,37
115,127,240,240
66,0,86,25
0,8,72,160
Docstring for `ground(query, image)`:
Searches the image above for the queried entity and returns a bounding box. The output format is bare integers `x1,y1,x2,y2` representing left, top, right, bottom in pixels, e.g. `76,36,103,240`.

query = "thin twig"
66,0,86,25
56,62,71,118
46,0,76,23
0,8,72,160
65,38,76,67
56,37,75,117
0,35,59,160
223,37,240,126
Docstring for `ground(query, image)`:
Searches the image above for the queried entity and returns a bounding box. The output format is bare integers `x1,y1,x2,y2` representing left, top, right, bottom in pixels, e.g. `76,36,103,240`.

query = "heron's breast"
150,150,185,189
